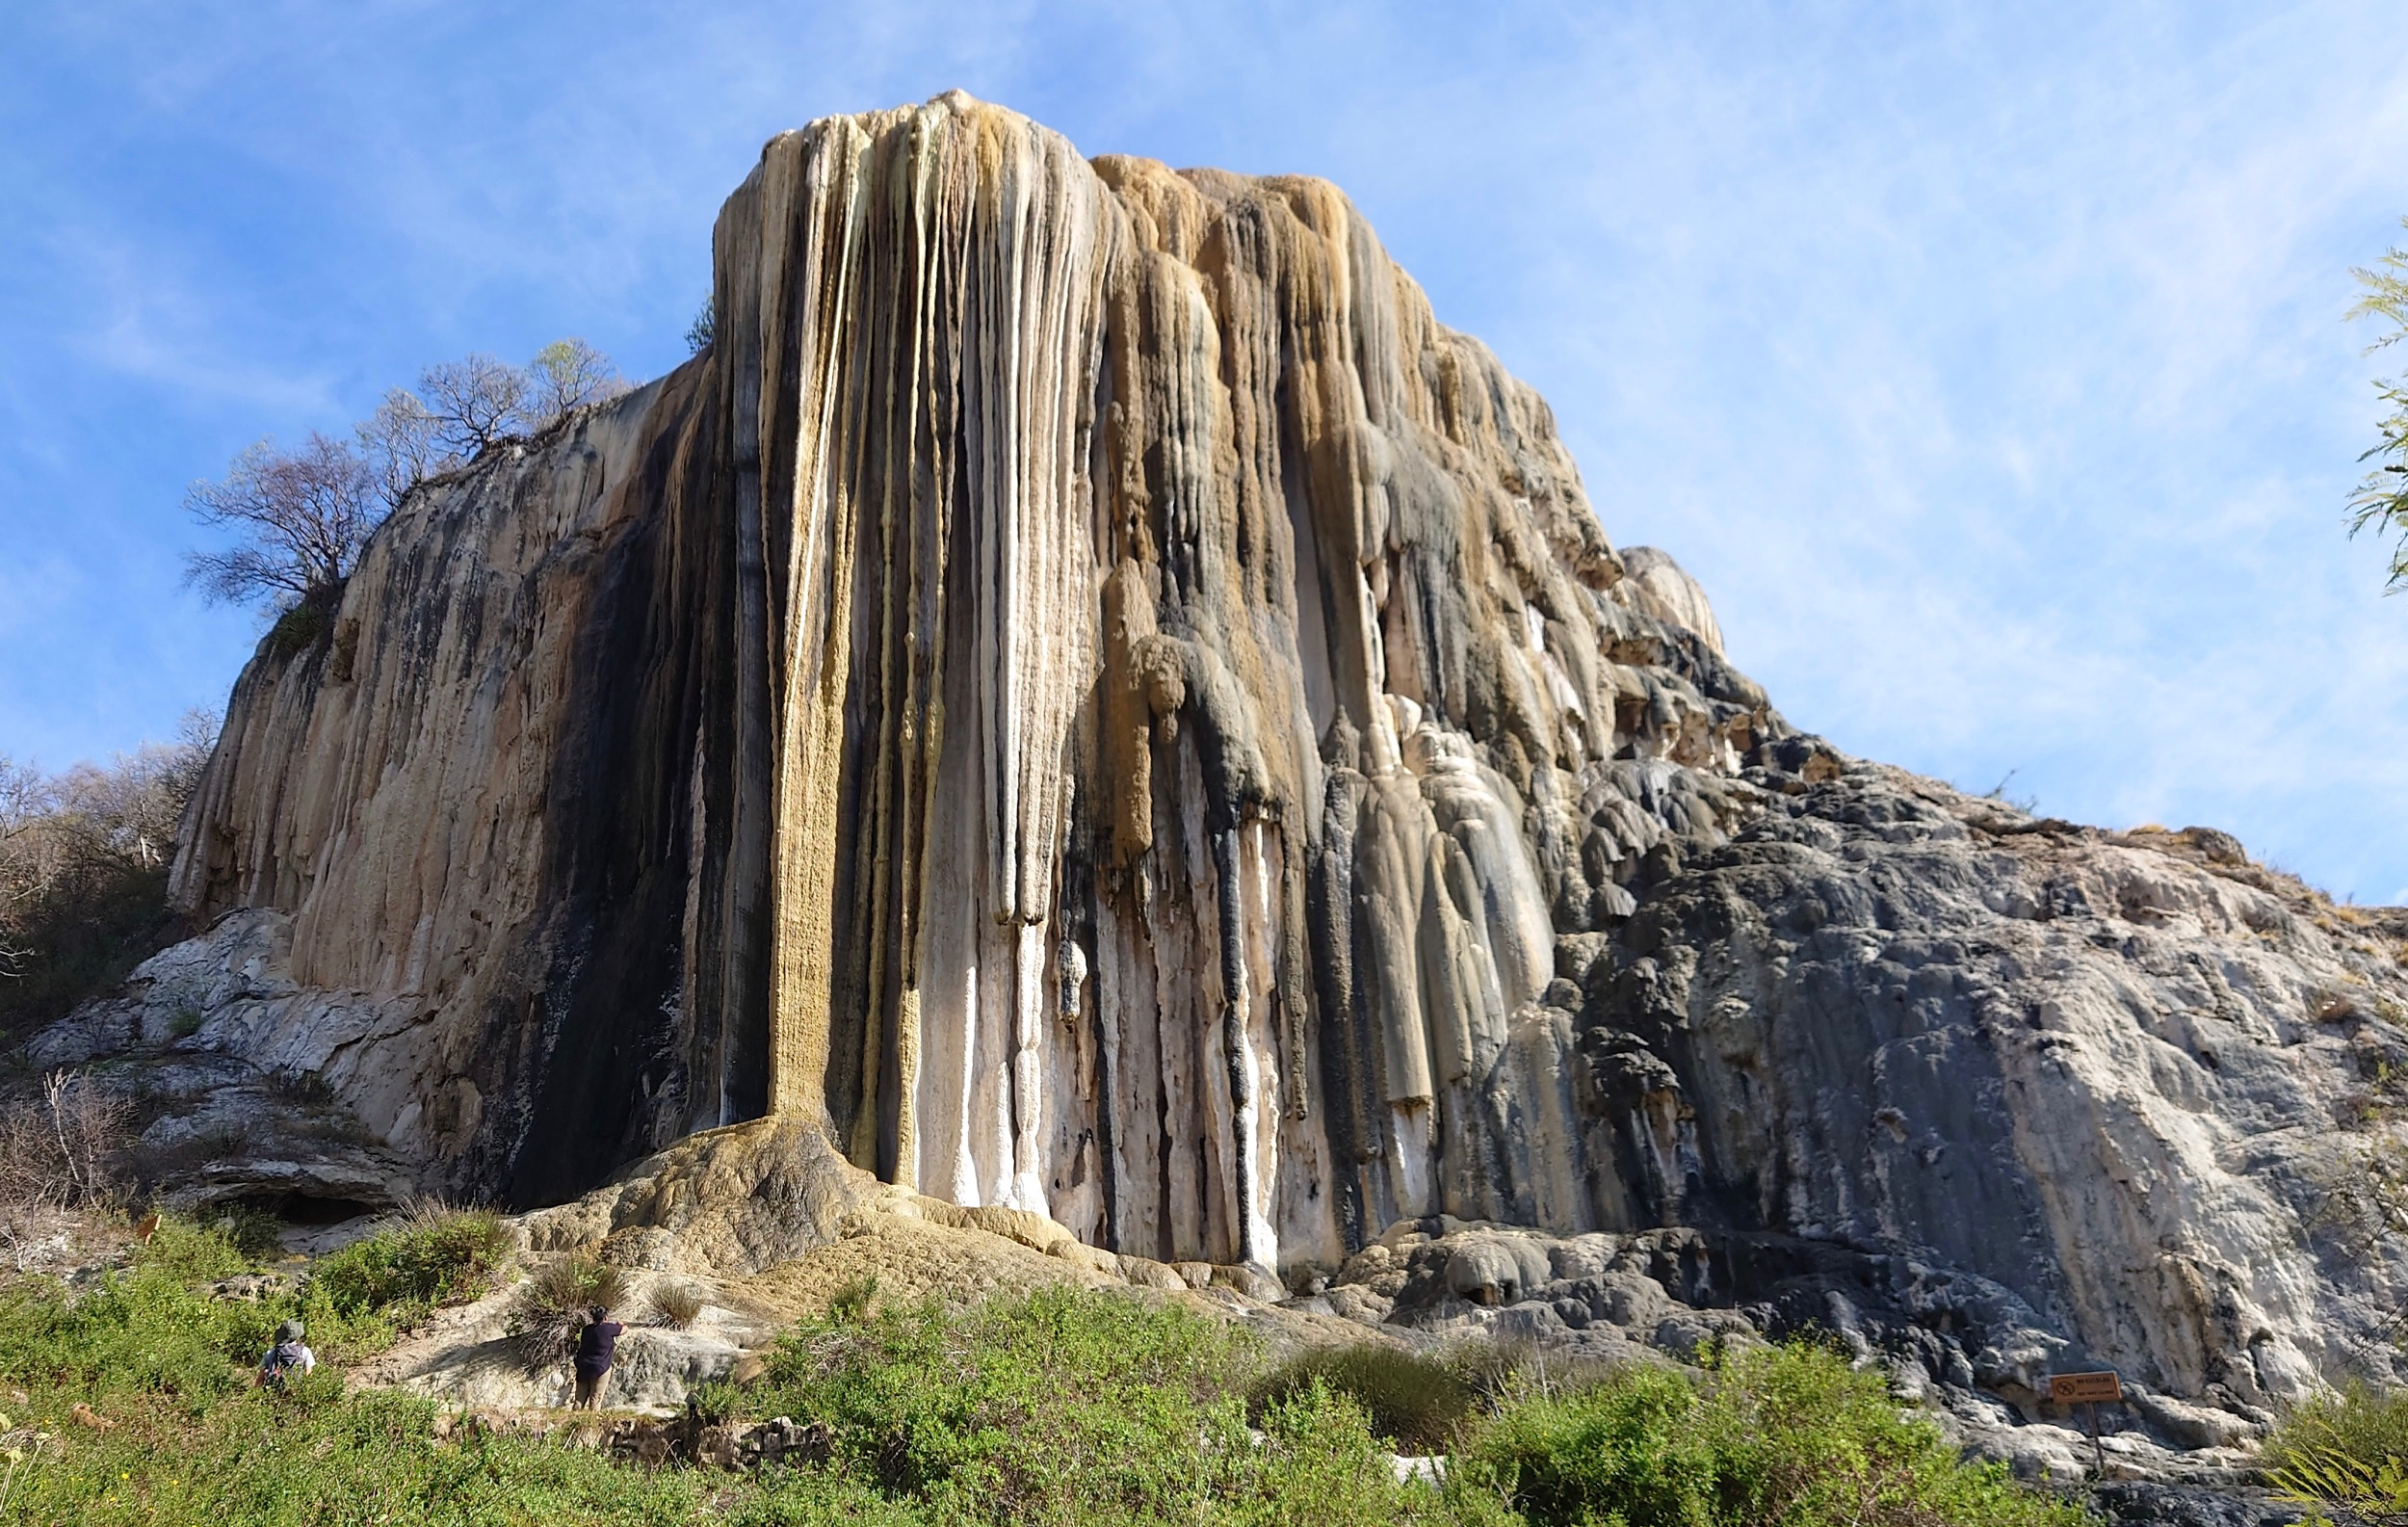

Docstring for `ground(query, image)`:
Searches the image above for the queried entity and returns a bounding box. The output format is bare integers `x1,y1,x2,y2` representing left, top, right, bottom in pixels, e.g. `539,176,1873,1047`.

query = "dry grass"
509,1253,635,1371
646,1278,704,1330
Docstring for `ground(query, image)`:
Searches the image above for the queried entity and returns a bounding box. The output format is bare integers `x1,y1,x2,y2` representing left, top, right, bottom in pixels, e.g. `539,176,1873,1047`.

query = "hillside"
15,91,2405,1521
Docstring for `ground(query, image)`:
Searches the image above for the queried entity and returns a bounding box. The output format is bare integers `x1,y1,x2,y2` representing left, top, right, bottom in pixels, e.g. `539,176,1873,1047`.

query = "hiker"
572,1304,623,1409
257,1319,316,1389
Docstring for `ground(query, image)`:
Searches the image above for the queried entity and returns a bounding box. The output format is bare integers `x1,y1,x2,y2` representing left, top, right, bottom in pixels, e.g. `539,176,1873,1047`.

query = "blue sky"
6,2,2408,899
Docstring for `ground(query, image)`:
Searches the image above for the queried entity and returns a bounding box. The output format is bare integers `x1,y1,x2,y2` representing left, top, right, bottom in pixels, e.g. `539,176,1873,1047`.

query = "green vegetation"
730,1285,1488,1526
2264,1382,2408,1523
1453,1341,2083,1527
197,1203,284,1263
0,1221,2085,1527
1254,1342,1479,1453
309,1202,512,1320
261,597,332,661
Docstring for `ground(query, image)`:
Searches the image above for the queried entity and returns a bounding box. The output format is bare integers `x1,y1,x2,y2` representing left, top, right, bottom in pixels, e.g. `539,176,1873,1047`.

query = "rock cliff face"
153,92,2408,1412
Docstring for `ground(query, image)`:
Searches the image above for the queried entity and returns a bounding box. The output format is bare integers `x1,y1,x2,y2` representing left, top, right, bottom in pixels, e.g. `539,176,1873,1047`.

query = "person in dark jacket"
572,1304,622,1409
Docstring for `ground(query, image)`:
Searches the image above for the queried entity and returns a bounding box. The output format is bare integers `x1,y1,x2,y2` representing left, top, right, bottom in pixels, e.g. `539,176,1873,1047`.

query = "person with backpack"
572,1304,622,1409
258,1319,316,1389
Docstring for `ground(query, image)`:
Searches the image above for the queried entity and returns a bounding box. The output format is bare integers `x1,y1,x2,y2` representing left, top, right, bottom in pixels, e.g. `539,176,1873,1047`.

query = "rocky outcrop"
97,89,2403,1440
1565,765,2407,1409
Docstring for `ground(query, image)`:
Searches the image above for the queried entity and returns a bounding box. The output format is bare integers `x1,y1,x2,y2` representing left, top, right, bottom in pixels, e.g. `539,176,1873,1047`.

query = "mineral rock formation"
144,91,2408,1422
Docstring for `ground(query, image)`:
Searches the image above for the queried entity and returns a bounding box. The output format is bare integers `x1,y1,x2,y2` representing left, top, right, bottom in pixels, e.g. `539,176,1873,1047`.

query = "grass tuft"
647,1278,705,1330
2264,1382,2408,1518
510,1253,633,1371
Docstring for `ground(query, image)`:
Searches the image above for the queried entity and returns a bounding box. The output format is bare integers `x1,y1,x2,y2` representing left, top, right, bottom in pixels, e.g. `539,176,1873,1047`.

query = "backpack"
260,1341,307,1387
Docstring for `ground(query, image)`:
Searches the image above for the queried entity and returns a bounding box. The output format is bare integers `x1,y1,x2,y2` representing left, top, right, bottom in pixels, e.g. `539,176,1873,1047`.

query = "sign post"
2047,1371,2122,1475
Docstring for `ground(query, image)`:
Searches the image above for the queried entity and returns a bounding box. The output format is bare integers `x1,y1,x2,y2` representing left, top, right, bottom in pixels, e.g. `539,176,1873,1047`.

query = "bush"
510,1253,634,1370
0,1385,717,1526
647,1279,705,1330
263,598,331,660
735,1285,1487,1524
139,1215,250,1284
310,1202,510,1319
201,1203,285,1263
0,1261,2090,1527
0,1069,134,1215
1455,1341,2086,1527
2264,1382,2408,1518
1255,1343,1479,1453
0,1221,280,1400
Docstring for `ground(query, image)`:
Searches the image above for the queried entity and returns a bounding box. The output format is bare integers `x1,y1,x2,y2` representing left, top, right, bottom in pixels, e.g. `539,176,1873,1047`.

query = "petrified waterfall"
145,92,2408,1406
171,92,1771,1268
706,93,1770,1271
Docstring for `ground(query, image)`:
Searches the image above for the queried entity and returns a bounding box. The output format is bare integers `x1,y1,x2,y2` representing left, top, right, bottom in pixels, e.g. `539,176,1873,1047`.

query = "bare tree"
417,353,530,456
183,433,384,609
42,1069,128,1206
357,387,459,509
48,717,216,871
0,718,218,1031
526,338,627,431
0,1070,129,1212
0,755,44,837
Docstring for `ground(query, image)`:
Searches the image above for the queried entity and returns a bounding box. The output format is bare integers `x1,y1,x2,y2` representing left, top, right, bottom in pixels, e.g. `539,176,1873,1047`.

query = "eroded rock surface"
34,91,2398,1468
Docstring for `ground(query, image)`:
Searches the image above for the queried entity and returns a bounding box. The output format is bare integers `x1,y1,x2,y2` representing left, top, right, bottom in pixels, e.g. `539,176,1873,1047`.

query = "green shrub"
1255,1343,1479,1453
748,1284,1249,1513
0,1260,2092,1527
0,1214,422,1400
139,1215,250,1284
263,600,331,660
202,1203,286,1263
2264,1382,2408,1519
738,1284,1487,1524
1244,1381,1519,1527
310,1202,510,1318
0,1386,715,1526
1456,1341,2085,1527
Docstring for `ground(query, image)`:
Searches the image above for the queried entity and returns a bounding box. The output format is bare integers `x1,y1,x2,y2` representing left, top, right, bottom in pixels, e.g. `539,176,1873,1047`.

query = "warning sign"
2049,1371,2122,1405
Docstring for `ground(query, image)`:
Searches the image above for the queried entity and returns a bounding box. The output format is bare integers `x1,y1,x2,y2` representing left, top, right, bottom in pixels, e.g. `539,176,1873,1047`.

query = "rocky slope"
48,91,2407,1461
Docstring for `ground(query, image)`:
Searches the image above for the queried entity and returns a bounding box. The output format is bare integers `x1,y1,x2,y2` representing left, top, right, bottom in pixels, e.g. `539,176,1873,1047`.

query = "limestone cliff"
137,92,2407,1416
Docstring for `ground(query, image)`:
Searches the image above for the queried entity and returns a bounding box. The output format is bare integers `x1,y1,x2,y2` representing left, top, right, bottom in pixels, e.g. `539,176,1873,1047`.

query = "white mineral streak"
715,100,1116,1211
692,92,1681,1268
